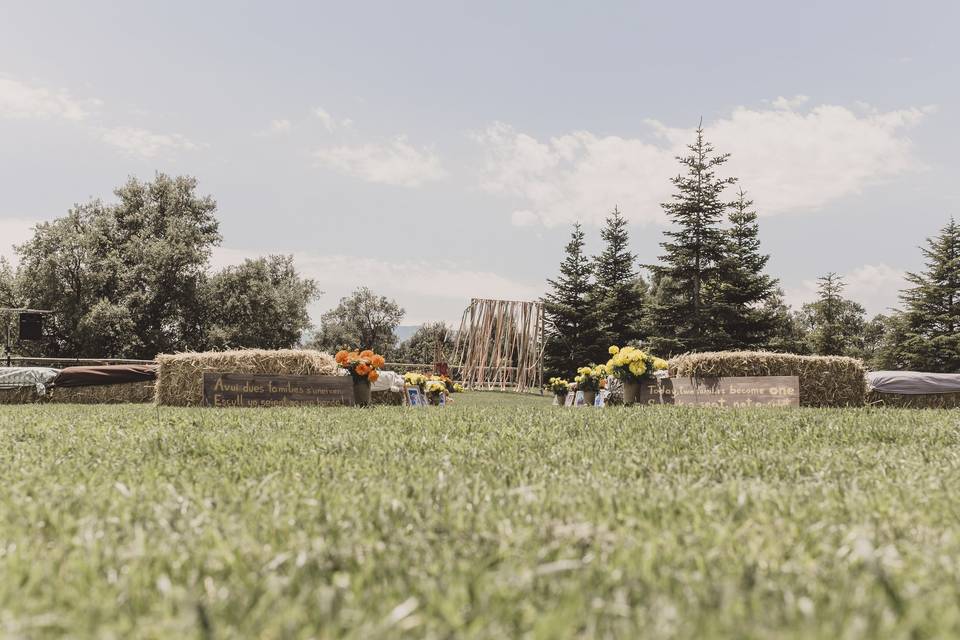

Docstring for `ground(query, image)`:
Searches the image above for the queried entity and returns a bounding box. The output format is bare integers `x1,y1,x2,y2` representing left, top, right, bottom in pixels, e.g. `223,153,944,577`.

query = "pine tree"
591,206,645,352
899,218,960,372
543,223,603,377
801,273,866,356
713,188,779,348
646,124,735,354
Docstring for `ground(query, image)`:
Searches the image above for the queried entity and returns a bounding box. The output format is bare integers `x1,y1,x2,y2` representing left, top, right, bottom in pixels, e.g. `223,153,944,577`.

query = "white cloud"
211,247,540,324
0,75,98,121
0,75,202,158
771,95,810,110
473,122,675,227
313,107,352,133
100,126,202,158
313,135,446,187
474,100,930,228
267,118,292,134
0,217,41,265
785,263,908,316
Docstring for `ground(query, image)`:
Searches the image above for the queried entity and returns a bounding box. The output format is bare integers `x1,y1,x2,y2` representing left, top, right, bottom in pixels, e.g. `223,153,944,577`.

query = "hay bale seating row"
155,349,339,406
669,351,866,407
48,381,156,404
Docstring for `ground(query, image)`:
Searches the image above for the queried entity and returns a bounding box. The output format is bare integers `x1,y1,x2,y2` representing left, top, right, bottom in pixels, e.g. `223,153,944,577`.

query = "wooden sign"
202,373,354,408
636,376,800,407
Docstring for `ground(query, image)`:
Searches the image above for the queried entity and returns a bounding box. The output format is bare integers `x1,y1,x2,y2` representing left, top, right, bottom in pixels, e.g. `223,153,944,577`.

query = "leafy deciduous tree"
311,287,405,356
204,255,319,350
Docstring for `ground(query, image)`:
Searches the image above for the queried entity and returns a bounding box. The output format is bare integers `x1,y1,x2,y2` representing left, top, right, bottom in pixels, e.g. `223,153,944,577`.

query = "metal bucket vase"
582,390,597,406
555,392,568,405
623,381,641,406
353,377,372,406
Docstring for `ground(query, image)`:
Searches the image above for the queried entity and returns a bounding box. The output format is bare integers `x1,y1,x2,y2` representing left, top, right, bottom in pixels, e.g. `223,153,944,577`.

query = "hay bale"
371,390,403,406
670,351,866,407
49,381,156,405
156,349,338,406
866,390,960,408
0,387,45,405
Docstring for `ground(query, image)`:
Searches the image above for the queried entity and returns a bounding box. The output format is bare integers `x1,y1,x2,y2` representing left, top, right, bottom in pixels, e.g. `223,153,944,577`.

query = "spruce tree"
899,218,960,372
646,124,735,354
591,206,645,351
713,188,779,348
801,273,866,356
543,223,603,377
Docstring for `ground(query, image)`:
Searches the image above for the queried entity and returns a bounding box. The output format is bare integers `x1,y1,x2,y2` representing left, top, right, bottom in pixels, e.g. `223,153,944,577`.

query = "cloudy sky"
1,1,957,326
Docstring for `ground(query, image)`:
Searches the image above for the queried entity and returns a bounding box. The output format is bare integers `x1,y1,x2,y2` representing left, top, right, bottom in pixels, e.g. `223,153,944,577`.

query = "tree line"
543,125,960,377
0,173,454,362
0,174,318,359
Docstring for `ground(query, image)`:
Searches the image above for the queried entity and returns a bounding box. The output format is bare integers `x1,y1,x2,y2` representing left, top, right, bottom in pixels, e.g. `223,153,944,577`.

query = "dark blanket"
54,365,158,388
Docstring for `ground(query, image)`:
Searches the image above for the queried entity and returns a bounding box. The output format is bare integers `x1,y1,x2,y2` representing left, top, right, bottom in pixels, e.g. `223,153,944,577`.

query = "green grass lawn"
2,403,960,638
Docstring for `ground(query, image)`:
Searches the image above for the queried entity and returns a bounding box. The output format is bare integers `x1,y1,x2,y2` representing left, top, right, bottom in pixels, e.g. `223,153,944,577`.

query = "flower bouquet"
403,372,427,391
547,377,571,404
605,345,668,405
424,378,447,405
335,349,385,406
574,364,606,406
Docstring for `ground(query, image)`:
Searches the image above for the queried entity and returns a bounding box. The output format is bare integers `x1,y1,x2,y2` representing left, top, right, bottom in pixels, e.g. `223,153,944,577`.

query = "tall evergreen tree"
591,206,645,351
713,188,779,348
646,124,735,354
543,223,603,377
899,218,960,371
800,273,866,356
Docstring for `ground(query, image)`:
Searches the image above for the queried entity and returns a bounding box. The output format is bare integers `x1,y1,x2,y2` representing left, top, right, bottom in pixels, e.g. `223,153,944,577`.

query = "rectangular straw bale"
156,349,339,406
0,387,45,405
371,390,403,406
49,381,156,405
669,351,866,407
866,390,960,408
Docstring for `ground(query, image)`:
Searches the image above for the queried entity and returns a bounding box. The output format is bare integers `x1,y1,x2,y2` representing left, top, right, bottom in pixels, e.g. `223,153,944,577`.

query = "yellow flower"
629,361,647,377
608,345,619,355
653,358,669,371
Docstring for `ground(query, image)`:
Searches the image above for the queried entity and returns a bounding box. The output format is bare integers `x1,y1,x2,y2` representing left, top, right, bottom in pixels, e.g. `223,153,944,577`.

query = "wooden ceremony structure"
452,298,545,392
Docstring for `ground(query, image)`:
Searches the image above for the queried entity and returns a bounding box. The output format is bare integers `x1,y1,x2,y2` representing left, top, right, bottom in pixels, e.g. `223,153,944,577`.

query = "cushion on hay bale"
669,351,866,407
867,371,960,395
49,381,156,405
53,364,158,388
372,370,404,393
155,349,339,406
866,371,960,408
0,367,59,395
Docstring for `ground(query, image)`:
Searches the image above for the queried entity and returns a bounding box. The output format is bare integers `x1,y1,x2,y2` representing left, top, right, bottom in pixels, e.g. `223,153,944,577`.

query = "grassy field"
2,400,960,638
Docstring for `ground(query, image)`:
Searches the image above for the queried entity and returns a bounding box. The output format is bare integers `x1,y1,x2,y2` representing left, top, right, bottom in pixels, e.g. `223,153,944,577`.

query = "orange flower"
371,354,385,368
335,350,349,365
356,363,370,376
367,370,379,382
360,349,375,359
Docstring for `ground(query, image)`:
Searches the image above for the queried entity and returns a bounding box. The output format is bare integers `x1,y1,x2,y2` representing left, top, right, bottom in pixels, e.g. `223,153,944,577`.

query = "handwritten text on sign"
202,373,354,408
636,376,800,407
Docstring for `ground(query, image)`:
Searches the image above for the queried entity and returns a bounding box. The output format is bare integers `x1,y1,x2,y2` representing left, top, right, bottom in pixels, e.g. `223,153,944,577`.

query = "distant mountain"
394,325,420,342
